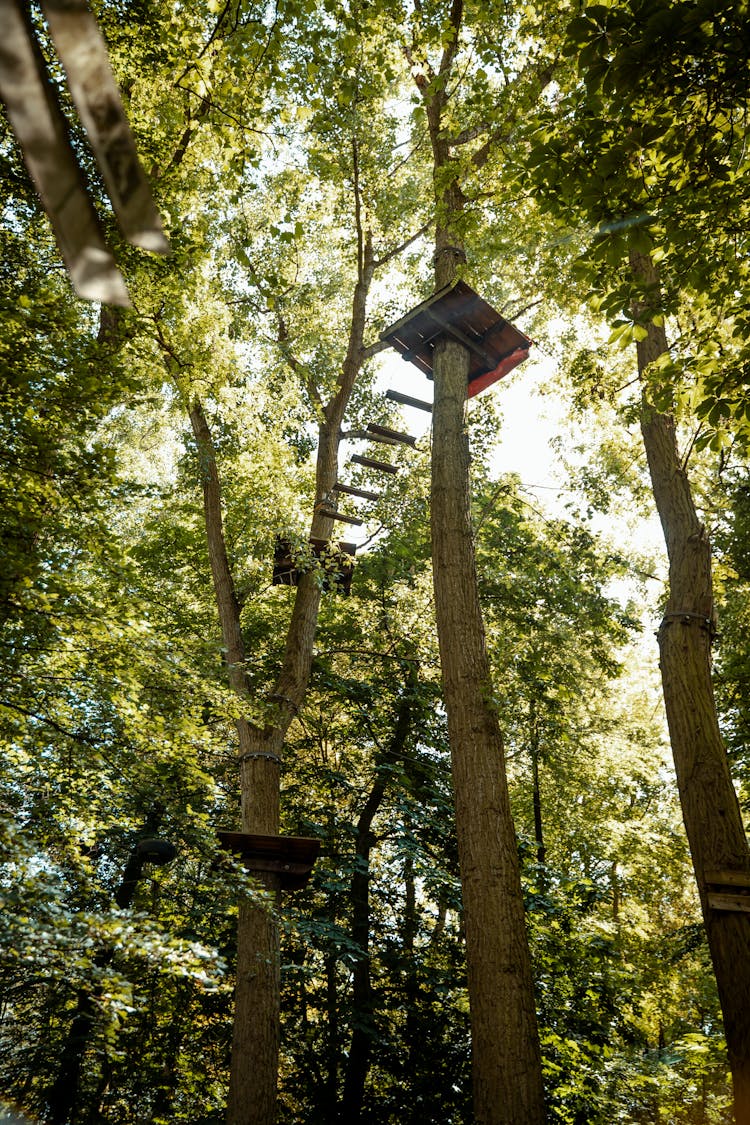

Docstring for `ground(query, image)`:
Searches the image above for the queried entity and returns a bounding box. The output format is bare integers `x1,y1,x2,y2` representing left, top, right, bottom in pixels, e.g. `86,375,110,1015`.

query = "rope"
237,752,282,765
659,611,716,637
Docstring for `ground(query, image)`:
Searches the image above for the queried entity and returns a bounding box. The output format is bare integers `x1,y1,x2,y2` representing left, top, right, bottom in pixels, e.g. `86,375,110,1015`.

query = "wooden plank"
40,0,169,254
364,430,400,446
707,892,750,913
317,508,363,526
386,389,433,413
380,281,532,393
366,423,416,447
333,482,380,502
705,869,750,888
0,0,130,304
423,306,493,364
350,454,398,475
217,832,320,891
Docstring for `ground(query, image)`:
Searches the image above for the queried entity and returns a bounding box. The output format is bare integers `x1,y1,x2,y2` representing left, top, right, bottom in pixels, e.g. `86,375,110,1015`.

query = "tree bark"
431,336,545,1125
632,251,750,1121
410,6,545,1121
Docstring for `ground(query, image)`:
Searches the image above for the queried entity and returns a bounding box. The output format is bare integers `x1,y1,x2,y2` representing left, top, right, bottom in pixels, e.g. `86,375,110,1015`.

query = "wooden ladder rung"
367,423,416,447
707,891,750,913
333,482,380,502
386,389,433,412
350,454,398,475
317,508,363,526
705,869,750,888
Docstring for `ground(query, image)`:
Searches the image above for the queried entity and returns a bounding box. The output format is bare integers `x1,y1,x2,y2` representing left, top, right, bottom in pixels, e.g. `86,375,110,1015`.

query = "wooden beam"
333,482,380,502
422,306,493,364
705,869,750,888
366,423,416,447
386,389,433,413
707,892,750,913
350,454,398,475
364,430,400,447
0,0,130,304
317,508,363,526
39,0,169,254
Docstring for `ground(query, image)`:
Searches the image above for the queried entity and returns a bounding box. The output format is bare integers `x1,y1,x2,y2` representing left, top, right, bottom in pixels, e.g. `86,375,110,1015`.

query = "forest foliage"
1,0,749,1121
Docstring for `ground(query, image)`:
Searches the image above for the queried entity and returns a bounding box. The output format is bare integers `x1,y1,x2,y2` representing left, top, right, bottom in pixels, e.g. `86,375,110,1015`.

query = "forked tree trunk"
187,236,376,1125
632,251,750,1121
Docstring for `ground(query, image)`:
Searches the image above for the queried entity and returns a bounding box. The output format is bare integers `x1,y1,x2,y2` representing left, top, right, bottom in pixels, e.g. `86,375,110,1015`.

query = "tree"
402,1,548,1118
523,1,750,1113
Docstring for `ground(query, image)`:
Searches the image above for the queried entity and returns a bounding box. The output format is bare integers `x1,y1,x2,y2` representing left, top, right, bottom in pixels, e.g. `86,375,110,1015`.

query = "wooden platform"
217,832,320,891
380,280,532,398
273,537,356,595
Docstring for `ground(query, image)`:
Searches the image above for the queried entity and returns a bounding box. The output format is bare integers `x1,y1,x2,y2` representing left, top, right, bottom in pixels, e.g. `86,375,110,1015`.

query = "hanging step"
365,429,400,447
217,832,320,892
366,423,416,447
386,389,433,413
333,482,381,502
350,454,398,475
317,507,363,526
273,537,356,595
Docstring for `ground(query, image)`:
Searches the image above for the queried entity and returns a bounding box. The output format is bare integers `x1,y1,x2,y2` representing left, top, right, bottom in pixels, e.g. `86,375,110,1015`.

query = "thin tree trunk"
632,251,750,1121
339,687,414,1123
529,704,546,869
46,813,162,1124
402,843,420,1085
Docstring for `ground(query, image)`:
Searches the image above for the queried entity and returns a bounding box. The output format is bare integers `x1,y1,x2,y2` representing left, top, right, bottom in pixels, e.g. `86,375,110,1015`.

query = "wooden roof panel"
380,280,532,393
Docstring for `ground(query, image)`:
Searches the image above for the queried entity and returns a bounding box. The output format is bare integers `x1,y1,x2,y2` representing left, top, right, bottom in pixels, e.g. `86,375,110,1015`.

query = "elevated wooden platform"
217,832,320,891
273,537,356,595
380,280,532,398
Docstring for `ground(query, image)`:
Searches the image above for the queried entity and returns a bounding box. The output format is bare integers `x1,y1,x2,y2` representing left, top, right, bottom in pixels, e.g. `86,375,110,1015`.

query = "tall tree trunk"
411,6,545,1122
186,236,376,1125
431,335,545,1125
632,251,750,1120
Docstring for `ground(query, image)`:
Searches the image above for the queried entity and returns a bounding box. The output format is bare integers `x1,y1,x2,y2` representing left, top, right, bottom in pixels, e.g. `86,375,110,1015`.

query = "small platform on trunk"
380,280,532,398
273,537,356,595
217,832,320,891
